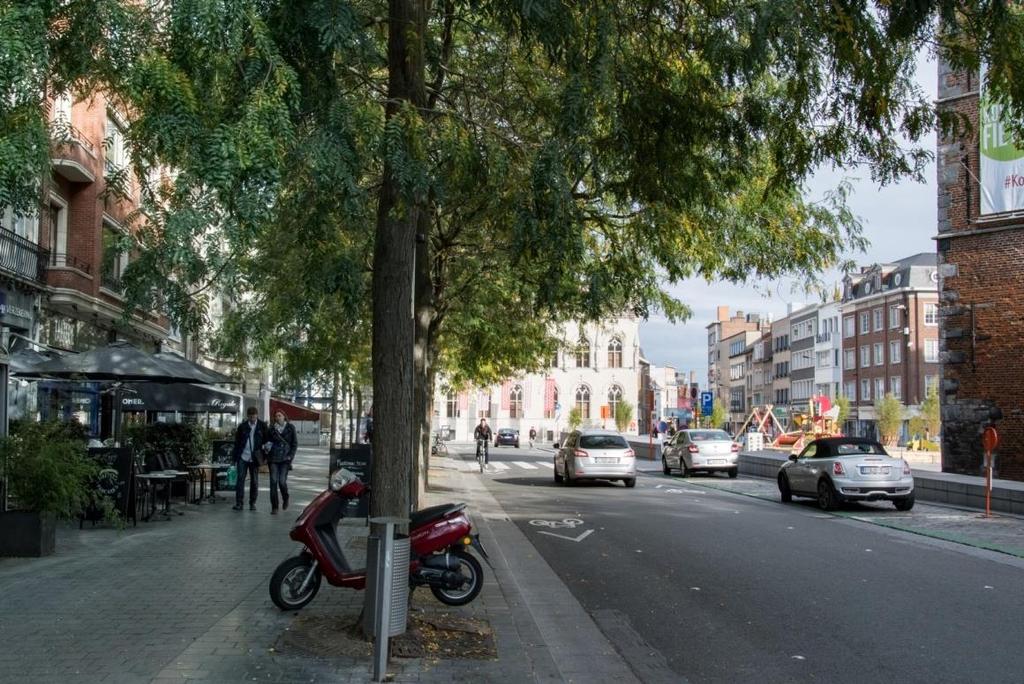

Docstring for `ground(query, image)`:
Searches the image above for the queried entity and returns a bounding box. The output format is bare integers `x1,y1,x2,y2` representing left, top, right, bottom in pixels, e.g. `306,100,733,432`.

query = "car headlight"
330,468,356,492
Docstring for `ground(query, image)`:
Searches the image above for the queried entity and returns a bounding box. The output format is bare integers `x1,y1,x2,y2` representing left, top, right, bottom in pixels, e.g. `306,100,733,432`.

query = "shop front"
121,383,243,437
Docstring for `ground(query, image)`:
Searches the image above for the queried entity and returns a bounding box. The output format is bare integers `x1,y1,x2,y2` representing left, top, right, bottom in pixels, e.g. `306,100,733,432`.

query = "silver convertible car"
778,437,915,511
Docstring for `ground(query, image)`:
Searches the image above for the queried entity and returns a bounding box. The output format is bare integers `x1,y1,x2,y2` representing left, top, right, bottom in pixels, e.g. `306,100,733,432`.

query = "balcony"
50,123,97,184
0,227,48,284
50,253,93,274
815,331,833,344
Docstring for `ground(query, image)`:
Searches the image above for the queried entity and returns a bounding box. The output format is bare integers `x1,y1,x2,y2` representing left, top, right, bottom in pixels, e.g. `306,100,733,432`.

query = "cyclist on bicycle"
474,418,492,465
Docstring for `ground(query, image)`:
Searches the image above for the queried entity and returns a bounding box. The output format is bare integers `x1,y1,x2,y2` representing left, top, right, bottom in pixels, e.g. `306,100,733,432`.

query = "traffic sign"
700,391,713,416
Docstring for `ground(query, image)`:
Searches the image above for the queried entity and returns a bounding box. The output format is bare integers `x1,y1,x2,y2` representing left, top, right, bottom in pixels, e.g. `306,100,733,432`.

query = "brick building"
840,254,940,439
936,60,1024,479
706,307,764,415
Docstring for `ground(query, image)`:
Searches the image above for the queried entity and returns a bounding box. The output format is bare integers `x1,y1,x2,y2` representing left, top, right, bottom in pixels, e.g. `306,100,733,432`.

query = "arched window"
509,385,523,418
575,385,591,419
446,391,458,418
607,385,623,420
575,339,590,368
607,338,623,368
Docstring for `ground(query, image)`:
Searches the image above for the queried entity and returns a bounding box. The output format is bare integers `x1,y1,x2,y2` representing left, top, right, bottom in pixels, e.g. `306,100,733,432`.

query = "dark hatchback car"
494,428,520,448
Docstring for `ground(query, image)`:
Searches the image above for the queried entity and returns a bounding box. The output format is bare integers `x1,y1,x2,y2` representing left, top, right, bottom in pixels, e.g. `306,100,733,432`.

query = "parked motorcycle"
269,468,488,611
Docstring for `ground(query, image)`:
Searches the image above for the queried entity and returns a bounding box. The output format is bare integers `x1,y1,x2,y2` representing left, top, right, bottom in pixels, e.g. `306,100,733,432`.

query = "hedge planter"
0,511,56,557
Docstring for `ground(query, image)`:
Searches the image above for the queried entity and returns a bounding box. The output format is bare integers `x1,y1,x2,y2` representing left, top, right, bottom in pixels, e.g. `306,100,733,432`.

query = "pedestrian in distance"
232,406,269,511
266,409,298,514
474,418,492,464
529,426,537,448
364,410,374,444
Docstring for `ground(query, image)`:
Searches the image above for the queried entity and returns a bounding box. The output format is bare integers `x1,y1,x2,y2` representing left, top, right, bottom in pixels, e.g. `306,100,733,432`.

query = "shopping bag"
226,464,237,487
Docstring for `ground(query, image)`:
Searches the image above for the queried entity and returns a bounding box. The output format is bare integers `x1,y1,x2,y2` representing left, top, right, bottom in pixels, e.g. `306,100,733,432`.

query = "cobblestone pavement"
0,447,563,683
656,472,1024,558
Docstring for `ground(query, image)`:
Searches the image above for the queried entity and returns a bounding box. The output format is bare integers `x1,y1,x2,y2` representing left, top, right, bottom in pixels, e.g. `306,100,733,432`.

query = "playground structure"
734,396,842,453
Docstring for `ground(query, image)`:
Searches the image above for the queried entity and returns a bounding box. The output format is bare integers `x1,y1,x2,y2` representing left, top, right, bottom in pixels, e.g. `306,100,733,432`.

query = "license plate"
861,466,890,475
710,459,726,464
594,457,617,464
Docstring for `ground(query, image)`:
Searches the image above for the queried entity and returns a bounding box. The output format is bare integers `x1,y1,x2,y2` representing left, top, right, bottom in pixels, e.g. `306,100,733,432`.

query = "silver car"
778,437,915,511
554,429,636,488
661,429,739,478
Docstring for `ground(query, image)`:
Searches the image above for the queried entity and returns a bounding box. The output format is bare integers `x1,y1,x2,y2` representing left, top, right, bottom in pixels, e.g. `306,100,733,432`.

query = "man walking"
232,406,269,511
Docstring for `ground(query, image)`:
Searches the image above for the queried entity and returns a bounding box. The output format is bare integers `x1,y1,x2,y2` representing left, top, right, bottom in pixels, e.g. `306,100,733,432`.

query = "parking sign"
700,391,713,416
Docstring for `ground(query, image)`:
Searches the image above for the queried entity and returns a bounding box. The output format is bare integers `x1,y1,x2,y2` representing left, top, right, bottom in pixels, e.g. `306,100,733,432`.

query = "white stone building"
814,300,842,399
432,316,642,443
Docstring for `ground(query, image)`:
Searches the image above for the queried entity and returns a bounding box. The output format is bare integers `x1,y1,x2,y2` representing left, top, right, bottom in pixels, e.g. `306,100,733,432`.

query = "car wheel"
778,473,792,503
623,478,636,488
662,457,670,475
680,461,690,478
515,442,520,448
817,479,840,511
894,493,915,511
728,468,738,479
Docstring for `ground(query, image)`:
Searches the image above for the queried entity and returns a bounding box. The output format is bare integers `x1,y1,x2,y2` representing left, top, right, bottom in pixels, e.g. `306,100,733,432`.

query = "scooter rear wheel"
270,555,322,611
430,550,484,606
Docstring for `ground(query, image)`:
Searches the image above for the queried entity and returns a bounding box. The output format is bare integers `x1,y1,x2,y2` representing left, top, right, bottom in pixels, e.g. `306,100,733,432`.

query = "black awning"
120,383,242,414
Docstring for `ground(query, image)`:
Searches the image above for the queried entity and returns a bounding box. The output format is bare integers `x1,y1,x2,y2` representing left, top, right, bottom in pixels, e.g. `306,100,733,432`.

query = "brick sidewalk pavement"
0,446,587,683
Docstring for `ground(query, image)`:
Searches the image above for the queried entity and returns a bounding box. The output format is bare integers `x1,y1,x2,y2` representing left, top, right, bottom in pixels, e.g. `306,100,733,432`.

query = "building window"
844,349,856,370
844,381,857,401
607,338,623,368
816,350,832,368
730,387,745,413
52,91,72,124
575,340,590,368
575,385,591,419
889,305,902,329
104,113,129,175
874,377,886,400
608,385,623,419
873,308,883,332
889,340,901,364
861,378,871,401
509,385,523,418
101,221,127,292
1,206,39,243
446,392,459,419
859,312,870,334
860,345,870,368
844,316,855,338
924,303,938,326
924,339,939,363
925,375,939,395
549,351,559,368
874,343,884,366
792,379,813,401
48,197,68,263
890,377,902,400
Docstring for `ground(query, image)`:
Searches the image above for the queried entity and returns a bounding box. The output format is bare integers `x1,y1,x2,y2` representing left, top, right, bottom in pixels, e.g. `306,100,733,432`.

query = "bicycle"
475,438,488,473
431,431,448,457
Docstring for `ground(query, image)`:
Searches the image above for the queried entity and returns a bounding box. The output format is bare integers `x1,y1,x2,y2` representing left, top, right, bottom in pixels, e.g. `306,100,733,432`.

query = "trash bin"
363,518,410,638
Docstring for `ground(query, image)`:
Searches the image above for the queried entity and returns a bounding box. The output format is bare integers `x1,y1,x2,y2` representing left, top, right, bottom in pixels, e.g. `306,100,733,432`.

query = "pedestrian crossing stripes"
512,461,538,470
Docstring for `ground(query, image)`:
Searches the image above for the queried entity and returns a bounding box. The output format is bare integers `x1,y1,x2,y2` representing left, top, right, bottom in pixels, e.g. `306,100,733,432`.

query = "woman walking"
267,409,298,514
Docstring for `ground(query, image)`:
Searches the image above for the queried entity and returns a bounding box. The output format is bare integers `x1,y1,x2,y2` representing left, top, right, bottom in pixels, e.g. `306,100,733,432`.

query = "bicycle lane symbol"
529,518,594,543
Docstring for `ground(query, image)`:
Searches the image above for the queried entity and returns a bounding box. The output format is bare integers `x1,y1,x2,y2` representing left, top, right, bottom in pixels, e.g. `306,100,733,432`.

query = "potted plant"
0,421,96,557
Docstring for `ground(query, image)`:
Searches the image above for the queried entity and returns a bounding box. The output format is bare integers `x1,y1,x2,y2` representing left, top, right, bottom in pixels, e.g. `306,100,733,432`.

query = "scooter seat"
410,503,466,530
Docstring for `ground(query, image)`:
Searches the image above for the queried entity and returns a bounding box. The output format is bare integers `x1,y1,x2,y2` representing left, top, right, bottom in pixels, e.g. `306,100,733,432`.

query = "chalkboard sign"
329,445,372,518
211,439,234,464
82,447,135,526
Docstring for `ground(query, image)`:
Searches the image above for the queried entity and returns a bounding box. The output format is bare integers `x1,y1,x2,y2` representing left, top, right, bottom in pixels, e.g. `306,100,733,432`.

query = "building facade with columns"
432,316,642,443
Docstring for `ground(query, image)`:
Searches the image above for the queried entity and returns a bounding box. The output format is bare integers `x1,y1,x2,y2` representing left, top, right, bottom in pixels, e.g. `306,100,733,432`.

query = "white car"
554,429,636,488
662,429,739,478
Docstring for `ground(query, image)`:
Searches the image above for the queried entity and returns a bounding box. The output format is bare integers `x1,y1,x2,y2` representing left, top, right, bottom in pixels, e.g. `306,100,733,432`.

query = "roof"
891,252,937,268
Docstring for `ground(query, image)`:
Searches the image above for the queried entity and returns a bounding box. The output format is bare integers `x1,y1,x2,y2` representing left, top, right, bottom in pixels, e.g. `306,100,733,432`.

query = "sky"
639,52,939,381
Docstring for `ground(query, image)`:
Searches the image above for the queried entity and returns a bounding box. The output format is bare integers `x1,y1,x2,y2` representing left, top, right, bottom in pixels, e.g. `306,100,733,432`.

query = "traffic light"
690,385,698,400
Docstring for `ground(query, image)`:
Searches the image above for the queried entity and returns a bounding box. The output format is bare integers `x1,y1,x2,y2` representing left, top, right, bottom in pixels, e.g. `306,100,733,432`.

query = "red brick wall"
937,61,1024,480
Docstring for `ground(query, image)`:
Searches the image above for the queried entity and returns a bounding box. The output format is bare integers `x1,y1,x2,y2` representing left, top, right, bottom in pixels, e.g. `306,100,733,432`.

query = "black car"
494,428,520,448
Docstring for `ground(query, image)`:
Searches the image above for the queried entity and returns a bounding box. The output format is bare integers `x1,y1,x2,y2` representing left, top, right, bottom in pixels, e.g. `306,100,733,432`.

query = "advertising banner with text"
980,65,1024,215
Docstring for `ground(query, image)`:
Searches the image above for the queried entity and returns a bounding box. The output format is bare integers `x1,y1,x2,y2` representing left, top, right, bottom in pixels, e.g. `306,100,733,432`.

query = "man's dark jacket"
232,419,270,465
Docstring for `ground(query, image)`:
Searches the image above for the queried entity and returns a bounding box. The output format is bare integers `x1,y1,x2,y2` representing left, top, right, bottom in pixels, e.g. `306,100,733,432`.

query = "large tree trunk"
369,0,427,526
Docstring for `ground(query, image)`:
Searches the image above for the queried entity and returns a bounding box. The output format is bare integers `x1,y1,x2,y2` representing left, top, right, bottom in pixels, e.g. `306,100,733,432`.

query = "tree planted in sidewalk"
711,400,729,431
614,401,634,435
875,393,904,446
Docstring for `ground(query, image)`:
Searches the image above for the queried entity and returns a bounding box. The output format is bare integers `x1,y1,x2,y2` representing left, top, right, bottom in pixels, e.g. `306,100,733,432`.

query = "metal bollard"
365,516,410,682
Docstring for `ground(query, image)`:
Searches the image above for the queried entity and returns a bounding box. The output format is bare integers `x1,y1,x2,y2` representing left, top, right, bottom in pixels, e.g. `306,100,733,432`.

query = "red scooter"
269,468,489,611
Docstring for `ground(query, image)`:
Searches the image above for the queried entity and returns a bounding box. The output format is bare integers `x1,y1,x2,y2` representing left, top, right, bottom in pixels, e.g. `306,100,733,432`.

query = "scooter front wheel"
270,555,322,611
430,550,484,606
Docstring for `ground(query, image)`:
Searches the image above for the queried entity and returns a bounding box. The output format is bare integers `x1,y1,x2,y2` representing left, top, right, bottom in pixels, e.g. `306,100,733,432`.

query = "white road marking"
535,462,554,469
530,518,584,529
791,655,806,661
513,461,538,470
489,462,510,472
537,529,594,543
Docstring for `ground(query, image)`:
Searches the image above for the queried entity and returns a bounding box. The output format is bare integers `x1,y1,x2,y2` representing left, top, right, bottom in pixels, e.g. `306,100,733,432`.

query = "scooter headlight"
330,468,356,492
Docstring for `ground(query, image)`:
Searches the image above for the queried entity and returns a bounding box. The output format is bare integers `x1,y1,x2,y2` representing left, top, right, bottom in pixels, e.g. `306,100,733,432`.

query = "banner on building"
980,64,1024,215
500,380,511,410
544,377,556,414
